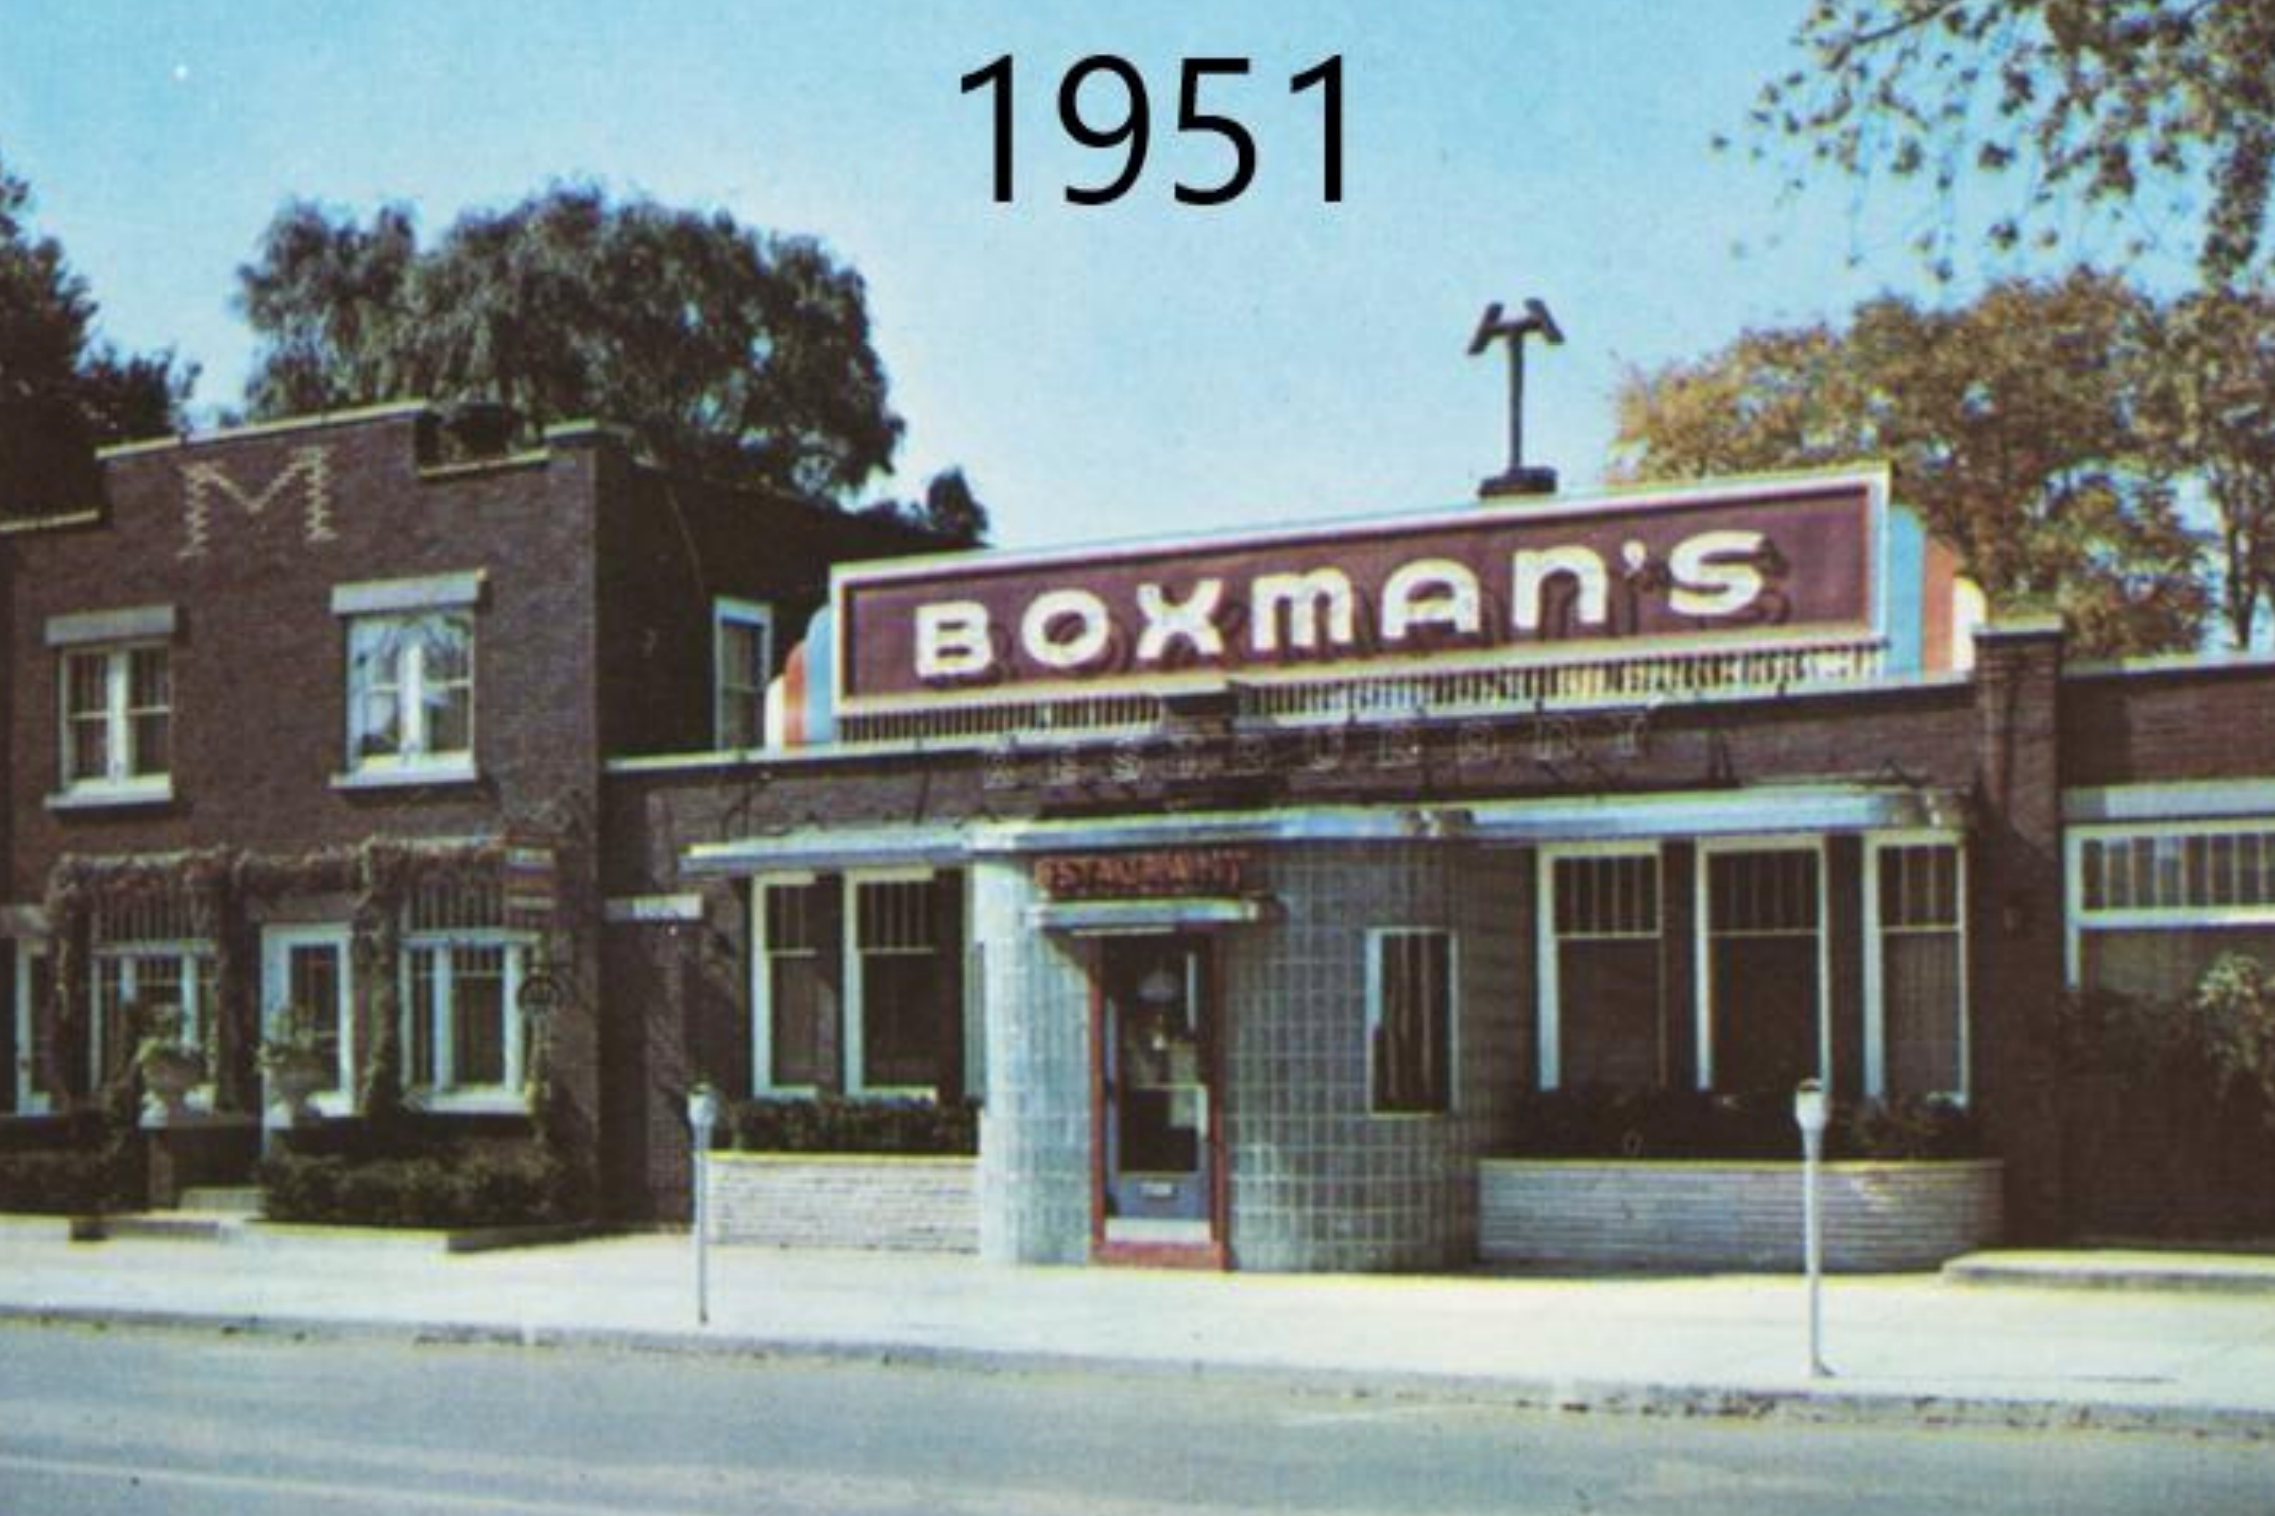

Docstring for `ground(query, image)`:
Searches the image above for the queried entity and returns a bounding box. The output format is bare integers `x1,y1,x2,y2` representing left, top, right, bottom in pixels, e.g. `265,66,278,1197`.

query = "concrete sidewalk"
2,1227,2273,1441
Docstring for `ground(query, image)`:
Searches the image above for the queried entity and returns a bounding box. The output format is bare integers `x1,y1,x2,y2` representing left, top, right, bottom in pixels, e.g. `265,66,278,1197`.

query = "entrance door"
1098,934,1216,1249
260,925,355,1115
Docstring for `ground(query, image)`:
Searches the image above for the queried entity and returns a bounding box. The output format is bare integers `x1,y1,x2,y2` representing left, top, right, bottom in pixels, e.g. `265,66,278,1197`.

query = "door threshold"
1094,1235,1225,1270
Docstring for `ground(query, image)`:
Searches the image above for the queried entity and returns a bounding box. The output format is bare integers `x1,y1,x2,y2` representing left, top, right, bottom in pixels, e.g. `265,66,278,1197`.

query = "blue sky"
0,1,2148,549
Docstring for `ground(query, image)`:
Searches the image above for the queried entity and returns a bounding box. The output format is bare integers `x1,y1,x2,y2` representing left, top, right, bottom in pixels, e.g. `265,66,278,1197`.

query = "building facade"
0,404,932,1197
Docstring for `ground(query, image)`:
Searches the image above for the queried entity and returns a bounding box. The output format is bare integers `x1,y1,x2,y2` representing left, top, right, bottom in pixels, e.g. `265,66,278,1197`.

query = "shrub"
0,1146,134,1214
1504,1085,1984,1161
729,1096,980,1156
258,1144,573,1229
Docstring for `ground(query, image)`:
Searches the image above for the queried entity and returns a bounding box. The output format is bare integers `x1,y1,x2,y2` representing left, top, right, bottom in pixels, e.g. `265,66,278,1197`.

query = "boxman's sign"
834,475,1885,711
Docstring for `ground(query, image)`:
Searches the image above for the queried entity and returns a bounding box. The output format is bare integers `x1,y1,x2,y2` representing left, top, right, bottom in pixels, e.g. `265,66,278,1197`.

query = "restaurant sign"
1035,849,1253,900
834,474,1889,712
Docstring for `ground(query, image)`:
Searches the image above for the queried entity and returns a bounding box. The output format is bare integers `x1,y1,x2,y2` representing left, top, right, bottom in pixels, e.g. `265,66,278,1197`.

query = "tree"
1612,270,2208,658
237,185,903,500
857,466,993,548
2140,287,2275,647
1744,1,2275,289
0,154,192,513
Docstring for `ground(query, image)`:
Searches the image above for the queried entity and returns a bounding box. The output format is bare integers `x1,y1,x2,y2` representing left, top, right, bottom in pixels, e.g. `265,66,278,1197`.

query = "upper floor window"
714,599,774,750
61,643,171,795
348,612,474,773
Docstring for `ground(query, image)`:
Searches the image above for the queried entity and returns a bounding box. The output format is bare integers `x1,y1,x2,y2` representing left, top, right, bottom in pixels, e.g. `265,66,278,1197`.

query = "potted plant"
258,1003,333,1125
133,1003,207,1125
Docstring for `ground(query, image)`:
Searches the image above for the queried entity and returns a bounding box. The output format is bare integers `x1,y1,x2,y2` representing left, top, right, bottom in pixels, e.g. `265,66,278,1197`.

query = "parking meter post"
686,1084,720,1327
1793,1079,1832,1380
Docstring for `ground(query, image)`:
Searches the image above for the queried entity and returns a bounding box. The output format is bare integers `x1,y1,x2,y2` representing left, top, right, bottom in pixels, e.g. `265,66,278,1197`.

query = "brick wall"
703,1152,977,1252
1479,1158,2005,1272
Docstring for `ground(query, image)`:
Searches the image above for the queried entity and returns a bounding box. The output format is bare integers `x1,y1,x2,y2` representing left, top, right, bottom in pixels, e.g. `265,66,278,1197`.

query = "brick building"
0,403,932,1199
5,406,2272,1260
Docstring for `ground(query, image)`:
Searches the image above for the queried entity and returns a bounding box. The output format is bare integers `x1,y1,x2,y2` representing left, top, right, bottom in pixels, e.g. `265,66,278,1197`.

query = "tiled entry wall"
1225,842,1530,1271
972,842,1533,1271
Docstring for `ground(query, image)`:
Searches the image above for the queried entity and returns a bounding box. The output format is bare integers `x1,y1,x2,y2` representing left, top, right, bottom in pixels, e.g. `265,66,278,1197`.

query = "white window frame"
12,943,51,1116
398,932,531,1114
713,598,775,751
751,870,823,1097
1365,926,1458,1117
749,866,956,1101
90,942,216,1107
1535,842,1662,1091
260,923,357,1118
1861,831,1970,1104
1694,836,1831,1092
846,867,943,1099
56,641,172,803
338,607,478,784
2064,818,2275,987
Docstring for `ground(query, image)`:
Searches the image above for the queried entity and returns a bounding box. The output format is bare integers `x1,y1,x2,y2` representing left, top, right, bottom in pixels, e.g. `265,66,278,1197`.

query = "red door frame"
1088,933,1229,1270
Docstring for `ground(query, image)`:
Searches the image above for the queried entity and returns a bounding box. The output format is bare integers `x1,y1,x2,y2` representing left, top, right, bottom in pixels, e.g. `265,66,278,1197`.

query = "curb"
2,1302,2267,1444
1944,1262,2275,1298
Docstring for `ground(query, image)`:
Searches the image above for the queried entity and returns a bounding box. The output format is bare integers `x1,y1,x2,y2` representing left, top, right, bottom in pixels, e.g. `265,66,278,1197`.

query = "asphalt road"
0,1325,2266,1516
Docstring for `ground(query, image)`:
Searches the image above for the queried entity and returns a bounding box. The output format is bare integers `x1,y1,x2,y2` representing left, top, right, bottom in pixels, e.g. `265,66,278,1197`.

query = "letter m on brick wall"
178,446,337,559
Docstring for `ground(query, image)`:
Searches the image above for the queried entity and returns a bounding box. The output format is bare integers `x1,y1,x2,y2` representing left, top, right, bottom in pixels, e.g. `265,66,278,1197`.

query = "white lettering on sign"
907,529,1785,683
1381,559,1480,641
1511,546,1609,632
916,601,993,679
1022,588,1112,670
1135,579,1225,663
1251,568,1357,654
1669,530,1767,617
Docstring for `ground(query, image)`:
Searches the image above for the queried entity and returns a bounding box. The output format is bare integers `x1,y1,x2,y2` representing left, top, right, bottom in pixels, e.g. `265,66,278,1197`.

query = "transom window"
61,644,170,792
714,599,774,750
2071,822,2275,1004
348,612,474,771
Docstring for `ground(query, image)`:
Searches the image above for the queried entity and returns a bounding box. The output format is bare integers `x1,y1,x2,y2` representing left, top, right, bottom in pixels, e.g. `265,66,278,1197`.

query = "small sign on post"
687,1083,720,1327
1794,1077,1833,1380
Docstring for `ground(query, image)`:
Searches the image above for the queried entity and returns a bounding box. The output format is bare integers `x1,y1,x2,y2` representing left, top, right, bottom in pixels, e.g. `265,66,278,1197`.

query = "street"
0,1325,2265,1515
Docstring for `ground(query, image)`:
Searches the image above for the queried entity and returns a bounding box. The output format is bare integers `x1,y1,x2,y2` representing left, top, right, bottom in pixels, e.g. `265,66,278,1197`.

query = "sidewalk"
3,1226,2273,1440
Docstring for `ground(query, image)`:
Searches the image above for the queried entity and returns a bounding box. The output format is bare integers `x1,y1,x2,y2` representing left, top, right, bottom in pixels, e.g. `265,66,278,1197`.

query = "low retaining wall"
704,1153,978,1253
1479,1158,2004,1272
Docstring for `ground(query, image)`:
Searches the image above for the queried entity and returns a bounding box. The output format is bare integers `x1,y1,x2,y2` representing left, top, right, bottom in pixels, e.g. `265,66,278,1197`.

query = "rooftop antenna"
1468,298,1563,499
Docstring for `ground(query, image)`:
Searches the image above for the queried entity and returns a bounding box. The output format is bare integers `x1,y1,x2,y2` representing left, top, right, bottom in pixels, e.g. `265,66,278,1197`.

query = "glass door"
1100,934,1213,1239
260,925,355,1115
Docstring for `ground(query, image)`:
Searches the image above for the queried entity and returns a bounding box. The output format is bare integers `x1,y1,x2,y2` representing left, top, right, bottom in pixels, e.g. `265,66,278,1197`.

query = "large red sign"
836,476,1881,710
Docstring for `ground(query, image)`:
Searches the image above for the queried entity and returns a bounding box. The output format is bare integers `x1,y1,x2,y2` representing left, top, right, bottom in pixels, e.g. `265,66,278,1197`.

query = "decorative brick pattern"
704,1153,976,1252
1478,1158,2004,1272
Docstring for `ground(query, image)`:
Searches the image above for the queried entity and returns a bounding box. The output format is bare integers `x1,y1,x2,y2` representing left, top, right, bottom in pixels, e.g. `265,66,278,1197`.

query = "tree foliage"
1611,269,2209,657
237,185,904,499
0,154,191,513
1745,0,2275,289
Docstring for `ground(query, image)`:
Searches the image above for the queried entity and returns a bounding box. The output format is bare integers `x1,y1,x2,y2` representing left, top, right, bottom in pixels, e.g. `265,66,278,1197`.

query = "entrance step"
177,1186,264,1217
92,1213,235,1242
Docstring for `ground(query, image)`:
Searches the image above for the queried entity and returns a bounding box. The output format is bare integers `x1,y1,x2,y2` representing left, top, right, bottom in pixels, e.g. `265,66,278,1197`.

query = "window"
714,599,774,750
1701,844,1825,1092
60,644,170,795
347,612,474,773
853,878,948,1092
2070,823,2275,1002
399,874,529,1109
1541,849,1662,1089
756,877,832,1091
91,948,216,1091
751,870,965,1098
1368,929,1453,1114
9,945,53,1116
1868,840,1967,1100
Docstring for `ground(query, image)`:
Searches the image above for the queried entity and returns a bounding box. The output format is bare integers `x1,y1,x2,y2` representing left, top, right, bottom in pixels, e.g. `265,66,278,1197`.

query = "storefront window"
1544,850,1661,1088
1872,841,1966,1099
1369,928,1452,1114
855,879,948,1091
2072,824,2275,1002
1704,846,1823,1092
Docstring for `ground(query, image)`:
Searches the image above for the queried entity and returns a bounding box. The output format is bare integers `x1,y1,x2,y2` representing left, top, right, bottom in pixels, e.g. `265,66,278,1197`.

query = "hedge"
0,1146,134,1214
258,1145,575,1229
1504,1086,1983,1162
729,1096,980,1155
